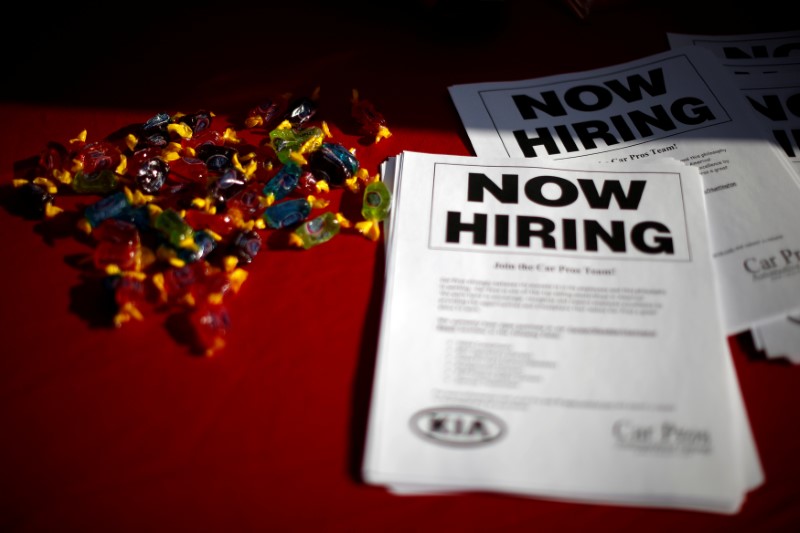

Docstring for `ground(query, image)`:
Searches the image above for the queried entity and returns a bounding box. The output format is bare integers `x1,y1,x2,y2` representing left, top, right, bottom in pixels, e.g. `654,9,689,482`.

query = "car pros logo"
612,419,712,454
410,406,506,447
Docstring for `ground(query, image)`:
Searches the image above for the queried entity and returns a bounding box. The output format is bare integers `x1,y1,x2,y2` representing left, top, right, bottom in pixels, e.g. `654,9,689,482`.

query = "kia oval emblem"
409,406,506,447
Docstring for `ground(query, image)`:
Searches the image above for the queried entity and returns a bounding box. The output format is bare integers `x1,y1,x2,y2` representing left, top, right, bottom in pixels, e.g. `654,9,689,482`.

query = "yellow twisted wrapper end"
355,220,380,241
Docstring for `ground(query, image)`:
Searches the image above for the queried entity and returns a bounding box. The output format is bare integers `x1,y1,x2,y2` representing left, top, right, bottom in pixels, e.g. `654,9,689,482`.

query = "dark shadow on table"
347,236,387,483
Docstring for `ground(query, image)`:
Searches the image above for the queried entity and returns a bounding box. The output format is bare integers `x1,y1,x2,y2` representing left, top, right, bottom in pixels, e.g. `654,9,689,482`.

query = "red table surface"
2,1,799,531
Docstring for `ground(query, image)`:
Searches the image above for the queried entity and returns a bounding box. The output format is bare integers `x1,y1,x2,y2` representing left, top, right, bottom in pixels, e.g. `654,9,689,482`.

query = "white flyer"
447,46,800,335
734,64,800,184
667,31,800,362
363,151,762,514
666,30,800,63
668,31,800,181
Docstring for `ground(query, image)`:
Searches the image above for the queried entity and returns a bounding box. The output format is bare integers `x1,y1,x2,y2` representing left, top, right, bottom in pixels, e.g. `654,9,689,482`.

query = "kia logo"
410,406,506,447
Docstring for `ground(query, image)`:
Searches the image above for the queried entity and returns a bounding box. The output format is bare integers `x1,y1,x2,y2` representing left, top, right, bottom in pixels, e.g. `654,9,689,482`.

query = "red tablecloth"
2,1,799,530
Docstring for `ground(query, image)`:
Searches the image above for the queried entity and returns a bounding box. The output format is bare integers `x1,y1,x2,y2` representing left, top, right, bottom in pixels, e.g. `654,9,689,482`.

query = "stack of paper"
363,151,762,513
664,31,800,363
362,35,800,513
445,45,800,339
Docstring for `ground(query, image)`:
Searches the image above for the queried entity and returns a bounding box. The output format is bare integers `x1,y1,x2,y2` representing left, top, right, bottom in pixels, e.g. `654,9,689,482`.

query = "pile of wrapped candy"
11,88,393,356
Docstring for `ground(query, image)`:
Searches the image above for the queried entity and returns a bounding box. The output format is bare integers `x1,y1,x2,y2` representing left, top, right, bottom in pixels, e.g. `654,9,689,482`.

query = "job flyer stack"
664,31,800,361
361,33,800,513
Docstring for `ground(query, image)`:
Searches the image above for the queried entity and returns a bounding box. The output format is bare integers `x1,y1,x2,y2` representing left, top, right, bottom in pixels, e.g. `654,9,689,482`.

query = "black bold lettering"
577,179,646,209
671,96,715,125
517,216,556,248
524,176,579,207
722,45,769,59
513,128,560,157
788,93,800,117
631,221,674,254
609,114,637,142
564,85,613,112
584,220,626,252
555,125,580,152
512,91,567,120
604,68,668,102
628,104,676,136
772,129,799,158
467,173,518,203
563,218,577,250
495,214,509,246
571,120,620,149
775,42,800,57
446,212,487,244
746,94,787,121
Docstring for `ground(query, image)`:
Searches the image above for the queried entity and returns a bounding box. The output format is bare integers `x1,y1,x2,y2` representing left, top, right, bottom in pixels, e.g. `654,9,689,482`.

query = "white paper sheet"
668,31,800,180
665,32,800,362
363,151,762,514
447,46,800,336
666,30,800,64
